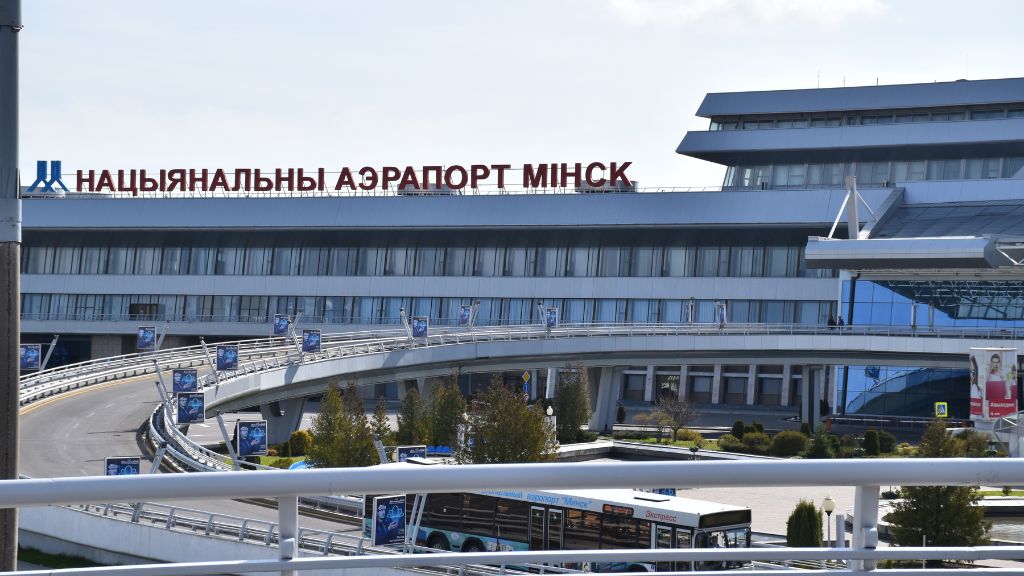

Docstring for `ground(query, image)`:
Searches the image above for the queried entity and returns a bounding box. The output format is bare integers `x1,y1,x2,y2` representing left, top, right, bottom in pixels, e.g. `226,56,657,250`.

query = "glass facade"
709,104,1024,131
842,365,980,419
842,280,1024,329
724,156,1024,188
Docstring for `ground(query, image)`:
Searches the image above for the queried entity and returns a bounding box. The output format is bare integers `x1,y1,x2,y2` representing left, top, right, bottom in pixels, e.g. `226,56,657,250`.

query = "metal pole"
0,1,19,570
200,337,221,386
39,333,58,370
215,412,241,471
279,495,298,576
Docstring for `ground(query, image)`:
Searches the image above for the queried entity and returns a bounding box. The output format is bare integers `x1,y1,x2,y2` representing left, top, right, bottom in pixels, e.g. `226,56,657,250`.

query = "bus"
364,487,751,572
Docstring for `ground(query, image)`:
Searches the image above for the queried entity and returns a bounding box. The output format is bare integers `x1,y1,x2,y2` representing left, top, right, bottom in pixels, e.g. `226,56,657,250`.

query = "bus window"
426,493,461,532
529,507,545,551
564,509,600,550
462,494,495,536
548,509,564,550
676,529,692,571
600,515,638,549
655,525,673,572
496,498,529,543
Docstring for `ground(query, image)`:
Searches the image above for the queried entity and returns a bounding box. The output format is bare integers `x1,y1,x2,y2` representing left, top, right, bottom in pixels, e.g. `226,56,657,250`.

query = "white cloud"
607,0,885,27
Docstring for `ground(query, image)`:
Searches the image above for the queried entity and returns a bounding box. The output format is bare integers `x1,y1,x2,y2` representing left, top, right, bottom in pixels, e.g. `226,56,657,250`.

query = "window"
215,247,242,275
244,247,271,275
474,246,503,277
622,373,646,402
385,247,412,276
300,247,329,276
892,161,926,182
663,246,694,277
415,247,444,276
425,494,462,533
965,158,1001,179
53,247,81,274
134,247,160,275
724,377,747,404
81,247,108,274
696,246,727,277
328,247,358,275
564,510,600,550
504,247,534,276
444,247,472,276
357,246,384,276
496,499,529,542
601,515,638,549
462,494,494,536
927,159,962,180
567,246,597,277
598,247,628,277
630,247,658,277
536,246,566,277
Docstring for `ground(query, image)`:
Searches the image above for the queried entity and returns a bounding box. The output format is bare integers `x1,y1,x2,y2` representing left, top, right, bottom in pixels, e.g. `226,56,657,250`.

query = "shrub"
881,489,900,500
799,422,811,437
877,430,897,453
840,434,859,448
786,500,822,547
267,457,293,470
717,433,745,452
289,429,313,456
1003,486,1013,496
675,429,704,443
827,434,841,454
266,447,278,457
731,420,745,439
805,429,835,459
616,403,626,424
771,430,808,457
863,429,881,456
577,431,599,442
752,420,764,433
741,432,772,456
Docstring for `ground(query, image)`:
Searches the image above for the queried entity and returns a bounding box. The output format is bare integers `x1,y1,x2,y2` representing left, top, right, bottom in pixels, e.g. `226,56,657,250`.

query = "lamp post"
823,495,836,547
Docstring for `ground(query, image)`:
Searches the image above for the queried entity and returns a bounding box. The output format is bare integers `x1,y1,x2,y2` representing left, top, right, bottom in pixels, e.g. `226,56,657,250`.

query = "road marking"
20,373,154,416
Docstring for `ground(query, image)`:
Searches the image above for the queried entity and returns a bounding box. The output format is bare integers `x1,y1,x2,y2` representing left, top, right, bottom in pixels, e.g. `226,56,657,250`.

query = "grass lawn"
626,437,723,451
18,548,103,569
978,490,1024,497
258,455,306,467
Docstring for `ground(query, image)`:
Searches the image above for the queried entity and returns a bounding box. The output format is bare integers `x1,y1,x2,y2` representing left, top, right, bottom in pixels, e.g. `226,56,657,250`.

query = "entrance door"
547,509,563,550
529,506,546,550
654,525,674,572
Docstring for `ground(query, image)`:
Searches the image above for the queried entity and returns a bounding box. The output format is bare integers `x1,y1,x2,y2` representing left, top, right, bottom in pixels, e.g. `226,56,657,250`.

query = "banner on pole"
19,344,41,371
177,392,206,424
105,456,141,476
970,347,1018,421
372,495,407,547
458,305,472,326
395,445,427,462
302,329,322,353
172,368,199,393
136,326,157,350
273,314,290,336
237,420,269,457
546,308,558,329
216,345,239,371
412,317,428,338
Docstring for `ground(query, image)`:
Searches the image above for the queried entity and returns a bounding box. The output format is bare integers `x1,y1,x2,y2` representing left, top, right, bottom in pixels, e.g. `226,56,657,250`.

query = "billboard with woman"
970,348,1018,421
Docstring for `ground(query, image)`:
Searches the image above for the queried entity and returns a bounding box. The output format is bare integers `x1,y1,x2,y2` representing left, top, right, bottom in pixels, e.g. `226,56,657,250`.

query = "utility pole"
0,0,20,571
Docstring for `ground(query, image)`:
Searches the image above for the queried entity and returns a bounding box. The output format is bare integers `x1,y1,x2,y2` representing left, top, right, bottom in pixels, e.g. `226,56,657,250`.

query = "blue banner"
273,314,290,336
105,457,141,476
302,329,322,353
412,317,428,338
19,344,41,371
237,420,269,457
458,305,472,326
395,445,427,462
372,495,407,547
136,326,156,350
546,308,558,329
172,369,199,393
177,392,206,424
216,345,239,371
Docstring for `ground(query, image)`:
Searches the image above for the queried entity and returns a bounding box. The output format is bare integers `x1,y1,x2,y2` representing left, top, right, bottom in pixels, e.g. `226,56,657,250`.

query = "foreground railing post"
279,495,298,576
851,485,880,571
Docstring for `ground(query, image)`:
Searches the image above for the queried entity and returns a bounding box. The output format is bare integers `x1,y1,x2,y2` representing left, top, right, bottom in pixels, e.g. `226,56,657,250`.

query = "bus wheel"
461,540,484,553
427,533,450,551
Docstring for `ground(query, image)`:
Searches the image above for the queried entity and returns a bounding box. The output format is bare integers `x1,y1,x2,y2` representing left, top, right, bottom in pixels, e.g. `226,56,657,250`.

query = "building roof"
871,200,1024,239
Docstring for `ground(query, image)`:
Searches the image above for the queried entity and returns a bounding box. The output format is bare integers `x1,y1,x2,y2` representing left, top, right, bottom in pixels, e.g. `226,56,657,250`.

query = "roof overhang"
805,236,1013,270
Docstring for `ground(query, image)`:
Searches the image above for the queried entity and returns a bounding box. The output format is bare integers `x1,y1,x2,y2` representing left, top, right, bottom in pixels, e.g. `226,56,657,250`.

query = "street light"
822,495,836,547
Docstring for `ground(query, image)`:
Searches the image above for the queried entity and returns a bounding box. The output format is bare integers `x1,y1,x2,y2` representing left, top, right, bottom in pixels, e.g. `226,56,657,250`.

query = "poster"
459,305,472,326
105,456,141,476
412,317,428,338
273,314,290,336
546,307,558,329
970,348,1018,421
172,369,199,393
237,420,269,457
302,329,322,353
177,392,206,424
216,344,239,371
19,344,41,371
372,495,407,547
395,445,427,462
136,326,157,351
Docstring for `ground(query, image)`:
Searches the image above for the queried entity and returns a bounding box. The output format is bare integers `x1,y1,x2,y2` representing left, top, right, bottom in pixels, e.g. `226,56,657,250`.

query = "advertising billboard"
177,392,206,424
372,495,407,547
412,317,428,338
395,445,427,462
19,344,41,371
136,326,157,351
302,329,322,353
105,456,141,476
546,307,558,329
216,345,239,371
236,420,269,457
970,347,1019,421
273,314,290,336
172,368,199,393
458,305,472,326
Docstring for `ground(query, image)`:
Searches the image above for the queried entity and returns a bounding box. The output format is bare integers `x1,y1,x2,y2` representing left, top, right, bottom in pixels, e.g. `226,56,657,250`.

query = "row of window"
725,157,1024,188
20,293,837,326
709,105,1024,131
20,243,834,279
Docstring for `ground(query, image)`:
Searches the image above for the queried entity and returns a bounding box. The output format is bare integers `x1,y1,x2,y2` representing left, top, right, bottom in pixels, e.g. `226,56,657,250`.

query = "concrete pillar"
529,370,538,401
643,365,655,403
417,376,431,404
780,364,792,407
800,365,811,426
745,365,757,405
710,364,723,404
545,367,557,399
813,367,823,425
678,365,689,402
91,335,122,358
589,367,615,431
260,397,307,446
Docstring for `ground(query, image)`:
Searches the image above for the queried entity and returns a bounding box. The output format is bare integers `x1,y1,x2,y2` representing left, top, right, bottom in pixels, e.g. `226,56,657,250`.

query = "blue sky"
19,0,1024,188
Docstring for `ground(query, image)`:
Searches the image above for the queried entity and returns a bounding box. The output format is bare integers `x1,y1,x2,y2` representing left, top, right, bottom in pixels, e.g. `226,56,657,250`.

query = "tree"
654,395,696,432
731,420,746,439
371,398,394,447
888,420,990,558
396,388,429,445
786,500,822,547
804,428,835,459
863,429,880,456
288,429,313,456
429,371,467,448
306,383,345,468
554,363,591,443
635,411,675,443
306,381,379,468
339,383,378,467
457,379,558,464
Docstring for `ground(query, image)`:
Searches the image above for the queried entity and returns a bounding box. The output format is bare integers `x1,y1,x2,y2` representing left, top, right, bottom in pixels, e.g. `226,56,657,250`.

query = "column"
710,364,723,404
745,364,757,405
260,397,307,446
417,376,431,404
678,365,689,402
812,367,823,425
643,365,655,403
529,370,538,401
546,367,558,399
780,364,792,407
589,367,615,431
800,365,811,427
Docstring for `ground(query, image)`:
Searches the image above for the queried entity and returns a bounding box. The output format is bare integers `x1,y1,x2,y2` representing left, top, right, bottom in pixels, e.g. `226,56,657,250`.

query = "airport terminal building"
19,77,1024,420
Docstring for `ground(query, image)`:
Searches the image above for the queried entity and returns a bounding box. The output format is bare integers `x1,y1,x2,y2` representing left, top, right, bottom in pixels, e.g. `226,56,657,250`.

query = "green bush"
771,430,808,457
752,420,764,433
675,429,704,443
741,432,772,456
877,430,897,453
717,433,745,452
267,457,293,469
840,433,859,448
805,429,835,459
799,422,812,437
289,429,313,456
786,500,823,547
616,403,626,424
577,430,599,443
827,433,841,454
863,429,881,456
731,420,745,439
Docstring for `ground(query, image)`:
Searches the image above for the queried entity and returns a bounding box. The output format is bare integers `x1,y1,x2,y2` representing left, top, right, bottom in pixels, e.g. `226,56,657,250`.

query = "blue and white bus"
364,487,750,572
